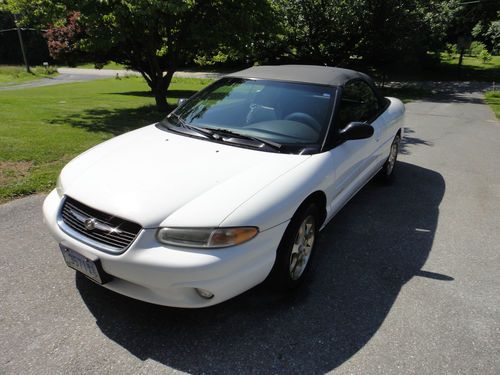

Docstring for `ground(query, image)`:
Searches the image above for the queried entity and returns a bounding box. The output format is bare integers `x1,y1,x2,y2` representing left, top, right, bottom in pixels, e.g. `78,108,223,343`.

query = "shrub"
479,49,493,64
469,41,487,57
443,43,457,60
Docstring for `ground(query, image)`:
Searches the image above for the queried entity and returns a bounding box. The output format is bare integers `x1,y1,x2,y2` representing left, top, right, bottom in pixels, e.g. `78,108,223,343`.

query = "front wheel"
379,134,401,183
267,203,319,291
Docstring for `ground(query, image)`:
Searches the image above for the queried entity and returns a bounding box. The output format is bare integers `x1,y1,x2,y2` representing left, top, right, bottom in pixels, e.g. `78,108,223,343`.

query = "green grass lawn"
484,90,500,119
441,54,500,69
387,54,500,82
0,76,427,202
0,65,58,87
0,76,211,202
439,55,500,81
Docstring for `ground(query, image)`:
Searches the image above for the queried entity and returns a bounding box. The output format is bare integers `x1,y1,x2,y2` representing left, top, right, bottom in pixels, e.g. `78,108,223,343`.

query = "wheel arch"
297,191,327,228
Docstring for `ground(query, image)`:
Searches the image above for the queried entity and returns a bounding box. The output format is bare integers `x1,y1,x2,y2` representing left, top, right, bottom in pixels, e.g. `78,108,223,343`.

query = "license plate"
59,245,111,284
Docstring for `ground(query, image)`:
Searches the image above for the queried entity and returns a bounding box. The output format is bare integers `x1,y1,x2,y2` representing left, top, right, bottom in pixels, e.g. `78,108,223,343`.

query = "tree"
79,0,277,110
2,0,277,111
357,0,429,77
485,16,499,55
0,5,54,66
478,49,492,64
44,11,84,65
274,0,460,78
447,0,499,51
274,0,369,66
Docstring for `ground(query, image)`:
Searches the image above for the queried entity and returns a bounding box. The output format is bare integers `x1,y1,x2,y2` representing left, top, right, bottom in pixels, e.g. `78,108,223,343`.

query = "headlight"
56,175,64,197
157,227,258,248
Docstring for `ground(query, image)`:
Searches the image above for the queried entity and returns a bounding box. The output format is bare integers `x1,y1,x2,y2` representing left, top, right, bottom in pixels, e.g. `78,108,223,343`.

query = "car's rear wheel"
267,203,319,291
380,133,401,183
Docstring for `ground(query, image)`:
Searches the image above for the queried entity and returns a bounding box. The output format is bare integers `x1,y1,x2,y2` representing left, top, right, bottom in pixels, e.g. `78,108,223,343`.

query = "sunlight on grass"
0,65,58,86
484,90,500,119
438,55,500,81
440,55,500,71
0,76,212,202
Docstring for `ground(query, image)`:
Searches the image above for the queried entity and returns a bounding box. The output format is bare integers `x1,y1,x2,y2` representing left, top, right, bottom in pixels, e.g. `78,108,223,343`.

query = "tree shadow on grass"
388,61,500,83
76,161,448,374
49,105,165,136
48,88,201,136
111,89,199,99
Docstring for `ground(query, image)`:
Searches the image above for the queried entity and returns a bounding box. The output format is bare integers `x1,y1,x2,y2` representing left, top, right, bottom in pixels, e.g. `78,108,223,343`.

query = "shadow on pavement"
76,161,447,373
388,81,493,104
400,127,433,155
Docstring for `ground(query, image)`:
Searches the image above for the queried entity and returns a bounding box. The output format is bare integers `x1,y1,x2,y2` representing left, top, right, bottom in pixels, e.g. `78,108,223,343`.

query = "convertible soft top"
226,65,372,86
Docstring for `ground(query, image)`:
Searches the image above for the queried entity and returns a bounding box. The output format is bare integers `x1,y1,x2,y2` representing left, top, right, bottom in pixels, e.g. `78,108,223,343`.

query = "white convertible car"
43,65,404,308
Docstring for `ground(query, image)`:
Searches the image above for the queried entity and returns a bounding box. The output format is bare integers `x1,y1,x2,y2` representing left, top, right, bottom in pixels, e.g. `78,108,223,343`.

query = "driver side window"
337,80,380,130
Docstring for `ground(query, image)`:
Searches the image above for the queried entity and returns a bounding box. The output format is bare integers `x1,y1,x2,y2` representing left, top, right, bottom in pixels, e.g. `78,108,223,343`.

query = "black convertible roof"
226,65,372,86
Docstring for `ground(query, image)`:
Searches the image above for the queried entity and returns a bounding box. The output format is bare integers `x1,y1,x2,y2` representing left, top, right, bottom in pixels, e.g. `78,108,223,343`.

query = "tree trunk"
153,82,168,112
152,70,175,112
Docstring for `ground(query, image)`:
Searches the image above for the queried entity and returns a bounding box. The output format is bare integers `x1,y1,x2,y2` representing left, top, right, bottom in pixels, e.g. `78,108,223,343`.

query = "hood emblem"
68,208,122,234
84,218,97,231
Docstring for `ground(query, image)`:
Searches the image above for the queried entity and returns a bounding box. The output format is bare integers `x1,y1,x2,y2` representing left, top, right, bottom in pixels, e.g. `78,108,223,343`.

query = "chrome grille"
59,196,142,253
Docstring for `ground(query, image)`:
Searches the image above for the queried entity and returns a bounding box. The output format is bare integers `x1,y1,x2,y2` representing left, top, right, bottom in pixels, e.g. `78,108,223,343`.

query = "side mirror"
177,98,188,107
338,121,374,141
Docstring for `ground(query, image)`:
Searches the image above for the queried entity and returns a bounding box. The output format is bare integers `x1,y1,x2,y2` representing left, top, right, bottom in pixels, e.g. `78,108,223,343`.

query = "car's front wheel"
267,203,319,291
380,133,401,183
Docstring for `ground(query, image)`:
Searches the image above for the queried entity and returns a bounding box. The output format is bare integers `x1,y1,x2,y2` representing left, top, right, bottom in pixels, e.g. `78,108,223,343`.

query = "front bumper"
43,189,288,308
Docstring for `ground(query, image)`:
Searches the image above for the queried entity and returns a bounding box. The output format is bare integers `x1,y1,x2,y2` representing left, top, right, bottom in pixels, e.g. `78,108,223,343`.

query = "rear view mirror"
338,121,374,141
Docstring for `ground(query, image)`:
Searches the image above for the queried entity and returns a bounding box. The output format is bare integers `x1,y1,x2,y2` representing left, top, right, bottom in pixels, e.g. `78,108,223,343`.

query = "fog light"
195,288,214,299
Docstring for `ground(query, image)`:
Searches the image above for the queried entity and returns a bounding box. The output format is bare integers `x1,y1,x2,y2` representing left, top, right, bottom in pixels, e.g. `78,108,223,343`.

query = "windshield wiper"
164,117,283,151
208,128,283,151
167,113,214,138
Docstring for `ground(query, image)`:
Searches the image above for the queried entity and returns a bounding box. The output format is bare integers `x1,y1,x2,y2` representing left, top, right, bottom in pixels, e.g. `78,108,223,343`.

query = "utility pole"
13,14,30,73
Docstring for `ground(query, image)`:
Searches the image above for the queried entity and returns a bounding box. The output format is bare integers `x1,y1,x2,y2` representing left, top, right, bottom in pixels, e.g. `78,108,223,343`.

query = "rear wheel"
267,203,319,291
380,134,400,183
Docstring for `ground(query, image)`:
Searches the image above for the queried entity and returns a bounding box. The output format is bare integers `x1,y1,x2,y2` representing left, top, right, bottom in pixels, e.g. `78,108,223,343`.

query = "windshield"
163,78,336,153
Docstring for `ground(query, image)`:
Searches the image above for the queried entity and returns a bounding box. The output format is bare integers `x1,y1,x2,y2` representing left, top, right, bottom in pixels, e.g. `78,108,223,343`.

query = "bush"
43,65,58,75
469,41,487,57
443,43,457,60
479,50,493,63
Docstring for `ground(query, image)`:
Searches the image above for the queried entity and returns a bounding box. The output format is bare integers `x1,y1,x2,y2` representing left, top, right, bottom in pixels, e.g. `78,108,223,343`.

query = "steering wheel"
284,112,322,132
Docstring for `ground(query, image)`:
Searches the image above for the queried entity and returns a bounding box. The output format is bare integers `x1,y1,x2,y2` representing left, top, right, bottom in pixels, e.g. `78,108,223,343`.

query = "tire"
267,203,320,291
379,134,401,183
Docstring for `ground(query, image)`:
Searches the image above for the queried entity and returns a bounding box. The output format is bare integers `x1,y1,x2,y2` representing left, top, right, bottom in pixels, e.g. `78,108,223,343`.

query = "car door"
324,80,383,217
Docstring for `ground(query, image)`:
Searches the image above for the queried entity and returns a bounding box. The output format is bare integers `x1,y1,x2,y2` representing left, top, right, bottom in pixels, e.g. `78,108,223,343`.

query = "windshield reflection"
171,78,336,151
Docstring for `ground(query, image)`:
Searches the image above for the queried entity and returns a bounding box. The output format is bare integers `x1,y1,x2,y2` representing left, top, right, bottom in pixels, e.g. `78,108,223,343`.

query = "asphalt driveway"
0,85,499,374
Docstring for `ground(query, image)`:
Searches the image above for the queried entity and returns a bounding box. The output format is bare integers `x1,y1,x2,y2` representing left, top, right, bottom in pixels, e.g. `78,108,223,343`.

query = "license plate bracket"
59,245,112,284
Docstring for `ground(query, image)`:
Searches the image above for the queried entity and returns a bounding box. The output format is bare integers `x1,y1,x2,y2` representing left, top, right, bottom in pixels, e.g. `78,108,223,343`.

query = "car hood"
61,124,310,228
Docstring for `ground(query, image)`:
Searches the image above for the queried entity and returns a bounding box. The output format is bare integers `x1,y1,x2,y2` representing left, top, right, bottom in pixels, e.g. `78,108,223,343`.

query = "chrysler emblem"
84,218,97,231
68,208,122,234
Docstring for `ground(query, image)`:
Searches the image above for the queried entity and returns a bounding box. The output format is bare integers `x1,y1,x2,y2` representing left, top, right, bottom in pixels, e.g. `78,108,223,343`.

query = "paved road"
58,67,224,80
0,68,223,91
1,86,499,374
